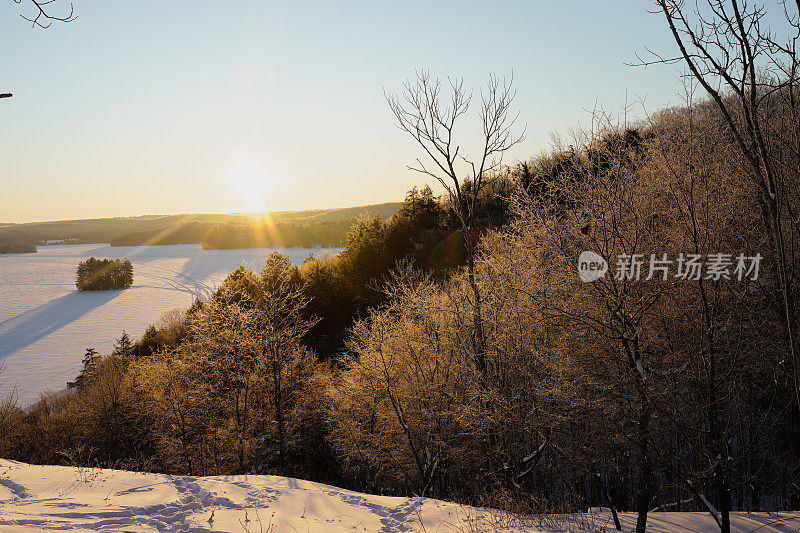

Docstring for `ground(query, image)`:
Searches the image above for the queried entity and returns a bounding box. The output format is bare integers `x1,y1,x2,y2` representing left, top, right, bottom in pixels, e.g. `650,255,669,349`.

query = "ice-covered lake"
0,244,342,405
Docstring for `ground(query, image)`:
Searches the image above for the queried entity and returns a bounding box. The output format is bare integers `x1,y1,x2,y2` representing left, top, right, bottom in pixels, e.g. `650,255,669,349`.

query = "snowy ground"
0,244,341,405
0,461,798,532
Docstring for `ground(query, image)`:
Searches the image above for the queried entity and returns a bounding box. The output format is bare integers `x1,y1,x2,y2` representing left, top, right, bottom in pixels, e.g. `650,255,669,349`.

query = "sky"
1,0,688,223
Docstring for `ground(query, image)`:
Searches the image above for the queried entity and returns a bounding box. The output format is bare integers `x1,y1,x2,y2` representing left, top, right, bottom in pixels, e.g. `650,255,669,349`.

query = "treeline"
3,88,800,531
202,219,355,250
75,257,134,291
0,204,400,246
109,222,215,247
291,183,509,358
0,231,38,254
0,242,36,254
0,215,247,245
109,218,370,249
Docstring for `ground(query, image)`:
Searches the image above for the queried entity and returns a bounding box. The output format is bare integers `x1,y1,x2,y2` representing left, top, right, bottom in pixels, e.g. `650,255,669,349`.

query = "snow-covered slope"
1,460,798,532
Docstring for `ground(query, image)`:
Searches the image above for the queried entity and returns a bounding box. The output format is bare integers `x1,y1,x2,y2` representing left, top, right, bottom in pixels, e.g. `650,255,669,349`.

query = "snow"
0,244,342,406
1,461,799,532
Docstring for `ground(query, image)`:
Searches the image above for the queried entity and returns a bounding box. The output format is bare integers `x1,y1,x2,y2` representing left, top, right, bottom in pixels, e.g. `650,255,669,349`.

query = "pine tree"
67,348,100,390
113,331,132,356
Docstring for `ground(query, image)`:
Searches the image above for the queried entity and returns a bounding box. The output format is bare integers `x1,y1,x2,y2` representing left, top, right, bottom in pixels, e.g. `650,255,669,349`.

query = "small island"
75,257,133,291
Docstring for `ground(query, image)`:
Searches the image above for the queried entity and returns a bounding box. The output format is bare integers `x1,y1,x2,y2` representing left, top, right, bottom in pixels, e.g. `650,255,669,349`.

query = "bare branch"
13,0,76,29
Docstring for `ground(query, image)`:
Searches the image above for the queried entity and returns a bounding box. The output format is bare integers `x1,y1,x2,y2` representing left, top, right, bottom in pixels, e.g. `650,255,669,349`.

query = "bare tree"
386,71,524,373
640,0,800,512
649,0,800,405
13,0,76,28
645,87,739,532
518,121,667,533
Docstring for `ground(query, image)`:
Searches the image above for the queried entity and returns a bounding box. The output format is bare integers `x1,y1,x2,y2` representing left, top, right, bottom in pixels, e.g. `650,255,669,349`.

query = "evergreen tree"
113,331,132,356
67,348,100,390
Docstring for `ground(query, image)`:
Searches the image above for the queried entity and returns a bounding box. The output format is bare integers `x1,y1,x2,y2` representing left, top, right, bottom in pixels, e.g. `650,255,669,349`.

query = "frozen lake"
0,244,342,405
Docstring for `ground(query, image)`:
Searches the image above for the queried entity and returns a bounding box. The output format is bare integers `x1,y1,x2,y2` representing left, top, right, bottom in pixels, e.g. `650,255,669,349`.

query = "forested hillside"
5,1,800,531
5,85,800,529
0,203,400,246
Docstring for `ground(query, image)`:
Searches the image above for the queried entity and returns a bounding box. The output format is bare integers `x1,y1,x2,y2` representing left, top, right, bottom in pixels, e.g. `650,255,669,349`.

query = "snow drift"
1,460,798,532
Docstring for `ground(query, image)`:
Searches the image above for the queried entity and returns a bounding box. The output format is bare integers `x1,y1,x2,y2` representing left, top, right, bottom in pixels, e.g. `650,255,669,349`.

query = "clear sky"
1,0,686,223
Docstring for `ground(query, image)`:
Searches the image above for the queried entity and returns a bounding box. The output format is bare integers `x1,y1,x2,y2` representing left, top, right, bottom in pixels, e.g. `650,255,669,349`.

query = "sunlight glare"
225,148,272,214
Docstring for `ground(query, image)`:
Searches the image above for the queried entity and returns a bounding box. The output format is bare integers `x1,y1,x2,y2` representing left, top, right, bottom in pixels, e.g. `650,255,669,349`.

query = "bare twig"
13,0,76,29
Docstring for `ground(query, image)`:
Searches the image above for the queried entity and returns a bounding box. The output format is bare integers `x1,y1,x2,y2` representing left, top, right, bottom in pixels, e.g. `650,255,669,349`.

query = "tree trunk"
273,360,286,469
598,473,622,531
635,400,652,533
465,225,486,375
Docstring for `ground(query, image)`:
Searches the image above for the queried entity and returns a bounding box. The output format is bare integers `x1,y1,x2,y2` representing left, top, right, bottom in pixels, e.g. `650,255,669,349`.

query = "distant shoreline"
0,203,400,252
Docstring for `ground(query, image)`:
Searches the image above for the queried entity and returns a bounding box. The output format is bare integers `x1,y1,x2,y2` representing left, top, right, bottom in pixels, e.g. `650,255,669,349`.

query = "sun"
225,149,272,214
